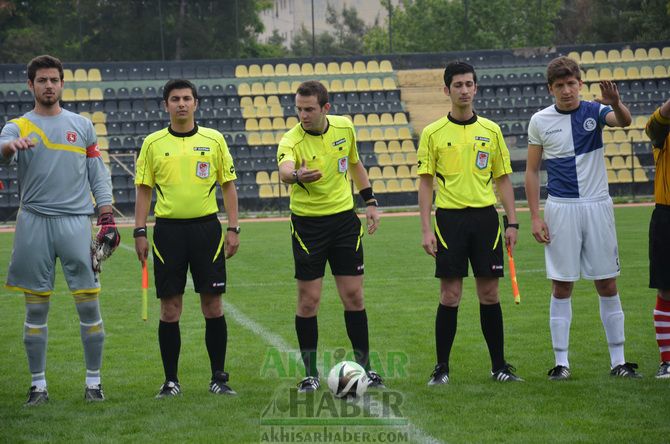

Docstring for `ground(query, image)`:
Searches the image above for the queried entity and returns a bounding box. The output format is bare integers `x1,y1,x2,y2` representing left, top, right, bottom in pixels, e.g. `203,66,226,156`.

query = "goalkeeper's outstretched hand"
91,212,120,273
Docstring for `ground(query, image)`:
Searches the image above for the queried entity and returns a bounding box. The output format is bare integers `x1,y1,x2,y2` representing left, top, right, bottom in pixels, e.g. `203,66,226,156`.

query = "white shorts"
544,195,620,281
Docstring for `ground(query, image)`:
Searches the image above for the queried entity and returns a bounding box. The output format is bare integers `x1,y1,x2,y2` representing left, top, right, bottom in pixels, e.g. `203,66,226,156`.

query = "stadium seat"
314,63,327,75
75,88,90,101
617,169,632,182
63,69,74,82
353,114,367,127
87,68,102,82
397,127,412,140
382,78,397,90
251,82,265,95
372,180,386,194
624,155,641,168
274,64,288,76
387,140,402,153
633,169,648,182
340,62,354,75
401,140,415,153
594,50,607,63
237,83,251,96
367,60,380,73
648,47,662,60
235,65,248,78
301,63,314,76
379,60,393,73
377,153,392,166
607,49,621,62
262,64,275,77
288,64,301,76
325,62,339,75
353,61,367,74
640,65,654,78
580,51,594,64
62,88,76,101
604,144,619,156
585,69,599,82
663,47,670,59
654,65,667,78
612,67,626,80
626,66,640,79
386,179,401,193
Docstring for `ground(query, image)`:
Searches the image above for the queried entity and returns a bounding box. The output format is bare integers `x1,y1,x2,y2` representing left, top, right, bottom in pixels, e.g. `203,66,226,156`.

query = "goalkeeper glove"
91,212,120,273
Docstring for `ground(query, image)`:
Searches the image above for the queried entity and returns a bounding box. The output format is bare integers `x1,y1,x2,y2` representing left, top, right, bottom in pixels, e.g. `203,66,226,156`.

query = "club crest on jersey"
66,131,77,143
475,150,489,169
583,117,597,132
196,161,210,178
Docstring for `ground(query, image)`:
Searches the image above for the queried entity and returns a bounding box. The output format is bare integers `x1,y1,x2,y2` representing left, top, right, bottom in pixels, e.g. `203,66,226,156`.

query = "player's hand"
135,237,149,262
296,160,322,183
422,232,438,258
505,227,518,254
595,81,621,106
224,231,239,259
531,217,550,244
365,206,380,235
1,137,36,157
96,212,121,250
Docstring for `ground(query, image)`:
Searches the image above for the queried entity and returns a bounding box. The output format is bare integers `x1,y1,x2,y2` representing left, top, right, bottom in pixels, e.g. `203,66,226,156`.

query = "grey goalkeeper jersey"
0,109,112,216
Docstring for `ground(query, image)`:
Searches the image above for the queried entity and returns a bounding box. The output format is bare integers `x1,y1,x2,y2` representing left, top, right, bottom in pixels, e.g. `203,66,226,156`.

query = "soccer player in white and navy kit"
524,56,641,380
0,55,119,405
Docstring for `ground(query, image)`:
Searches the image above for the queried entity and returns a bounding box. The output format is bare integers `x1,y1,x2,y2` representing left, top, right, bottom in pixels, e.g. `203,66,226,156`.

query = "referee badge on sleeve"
475,151,489,169
196,161,210,178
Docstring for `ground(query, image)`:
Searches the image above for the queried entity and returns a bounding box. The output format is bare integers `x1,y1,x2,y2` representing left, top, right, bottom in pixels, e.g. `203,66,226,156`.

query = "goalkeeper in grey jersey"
0,55,120,406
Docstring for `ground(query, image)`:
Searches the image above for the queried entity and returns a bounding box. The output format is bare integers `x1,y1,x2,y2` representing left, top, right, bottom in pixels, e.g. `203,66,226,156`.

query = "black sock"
436,304,458,371
344,309,370,370
158,320,181,382
295,315,318,377
480,303,505,372
205,315,227,378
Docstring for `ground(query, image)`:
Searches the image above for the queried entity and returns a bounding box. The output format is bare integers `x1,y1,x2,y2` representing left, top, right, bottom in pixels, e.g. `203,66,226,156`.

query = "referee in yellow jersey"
277,80,383,392
418,62,521,385
134,79,240,397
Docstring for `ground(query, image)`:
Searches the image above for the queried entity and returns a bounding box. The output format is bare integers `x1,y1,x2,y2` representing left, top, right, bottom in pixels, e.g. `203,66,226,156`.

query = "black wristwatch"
133,226,147,238
227,226,241,234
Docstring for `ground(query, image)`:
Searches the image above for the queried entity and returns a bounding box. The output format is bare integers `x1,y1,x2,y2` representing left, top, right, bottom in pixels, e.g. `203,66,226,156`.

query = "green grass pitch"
0,205,666,443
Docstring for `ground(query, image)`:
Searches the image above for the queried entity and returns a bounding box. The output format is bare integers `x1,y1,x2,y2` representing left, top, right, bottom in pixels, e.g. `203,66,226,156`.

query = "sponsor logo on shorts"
212,282,226,288
583,117,597,132
332,138,346,146
196,161,210,178
491,264,503,271
193,146,210,152
475,136,490,142
357,264,364,272
476,150,489,169
66,131,77,143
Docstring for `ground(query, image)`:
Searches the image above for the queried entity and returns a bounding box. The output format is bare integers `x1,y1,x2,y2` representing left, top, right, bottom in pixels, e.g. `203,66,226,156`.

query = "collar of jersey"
553,101,583,115
301,118,330,136
447,112,477,125
168,124,198,137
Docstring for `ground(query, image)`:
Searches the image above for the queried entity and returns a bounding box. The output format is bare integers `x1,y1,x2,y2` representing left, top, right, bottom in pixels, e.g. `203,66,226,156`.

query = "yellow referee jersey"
646,108,670,205
135,125,237,219
277,115,359,217
417,114,512,209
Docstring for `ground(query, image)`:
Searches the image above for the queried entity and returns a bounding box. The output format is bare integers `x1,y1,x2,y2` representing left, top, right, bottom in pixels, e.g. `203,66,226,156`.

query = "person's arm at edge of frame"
221,180,239,259
494,173,518,254
418,174,437,258
525,145,549,244
645,98,670,148
134,185,152,262
349,160,380,235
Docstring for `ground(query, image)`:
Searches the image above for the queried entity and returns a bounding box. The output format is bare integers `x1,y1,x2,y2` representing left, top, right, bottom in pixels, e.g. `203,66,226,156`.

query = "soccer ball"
327,360,369,398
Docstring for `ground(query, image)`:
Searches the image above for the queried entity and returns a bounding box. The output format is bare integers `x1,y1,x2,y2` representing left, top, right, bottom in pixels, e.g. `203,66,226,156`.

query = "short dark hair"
546,56,581,85
163,79,198,102
296,80,329,107
27,55,64,82
443,61,477,88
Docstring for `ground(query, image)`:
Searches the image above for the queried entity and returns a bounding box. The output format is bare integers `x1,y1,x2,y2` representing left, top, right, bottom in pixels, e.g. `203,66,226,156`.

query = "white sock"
599,294,626,367
86,370,101,387
550,295,572,368
31,375,47,391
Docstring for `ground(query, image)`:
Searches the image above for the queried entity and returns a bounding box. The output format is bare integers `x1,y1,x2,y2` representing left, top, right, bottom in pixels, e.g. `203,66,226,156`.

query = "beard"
35,91,61,107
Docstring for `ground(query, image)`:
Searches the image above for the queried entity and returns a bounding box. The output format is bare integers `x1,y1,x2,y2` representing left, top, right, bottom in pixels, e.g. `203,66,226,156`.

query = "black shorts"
290,210,364,281
152,214,226,298
650,204,670,290
434,206,504,278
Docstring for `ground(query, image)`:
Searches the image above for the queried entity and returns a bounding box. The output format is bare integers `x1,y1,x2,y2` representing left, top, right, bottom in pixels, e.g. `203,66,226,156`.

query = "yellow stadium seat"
63,69,74,82
262,64,275,77
255,105,269,118
398,127,412,140
89,87,103,101
274,63,288,76
100,150,109,163
356,78,370,91
633,116,647,129
383,128,398,140
353,61,367,74
594,50,607,63
264,82,278,95
626,66,640,79
396,165,411,179
410,165,418,176
382,166,396,179
620,48,634,62
314,63,327,75
368,166,383,180
291,80,301,91
248,64,262,77
75,88,90,101
248,133,262,145
604,157,611,169
235,65,248,78
258,118,272,131
379,60,393,72
74,68,87,82
382,77,397,90
619,142,633,154
377,153,392,166
366,114,380,126
272,117,286,130
617,169,632,182
259,184,273,199
327,62,340,75
604,144,619,156
80,111,92,120
286,116,299,127
567,51,581,63
353,114,367,127
624,155,641,168
585,69,599,82
251,82,265,95
253,96,267,107
654,65,667,78
387,140,401,153
266,95,280,107
639,65,654,78
610,155,625,169
97,136,108,150
342,114,352,122
400,179,416,192
278,81,292,94
648,47,662,60
340,62,354,75
329,79,343,92
394,113,408,125
88,68,102,82
634,48,648,60
256,171,270,185
288,63,301,76
379,113,393,126
372,180,386,194
301,63,314,76
62,88,75,101
274,133,284,144
245,119,259,131
373,141,387,154
663,47,670,59
367,60,380,73
370,128,384,141
240,96,253,107
91,111,106,124
607,169,618,183
628,129,643,141
262,132,276,145
612,129,627,143
612,67,625,80
634,169,648,182
580,51,594,64
357,128,371,141
242,107,256,119
391,153,406,165
369,78,383,90
269,104,283,117
386,179,401,193
94,123,107,136
343,78,357,91
607,49,621,62
602,131,613,144
238,83,251,96
401,140,416,152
